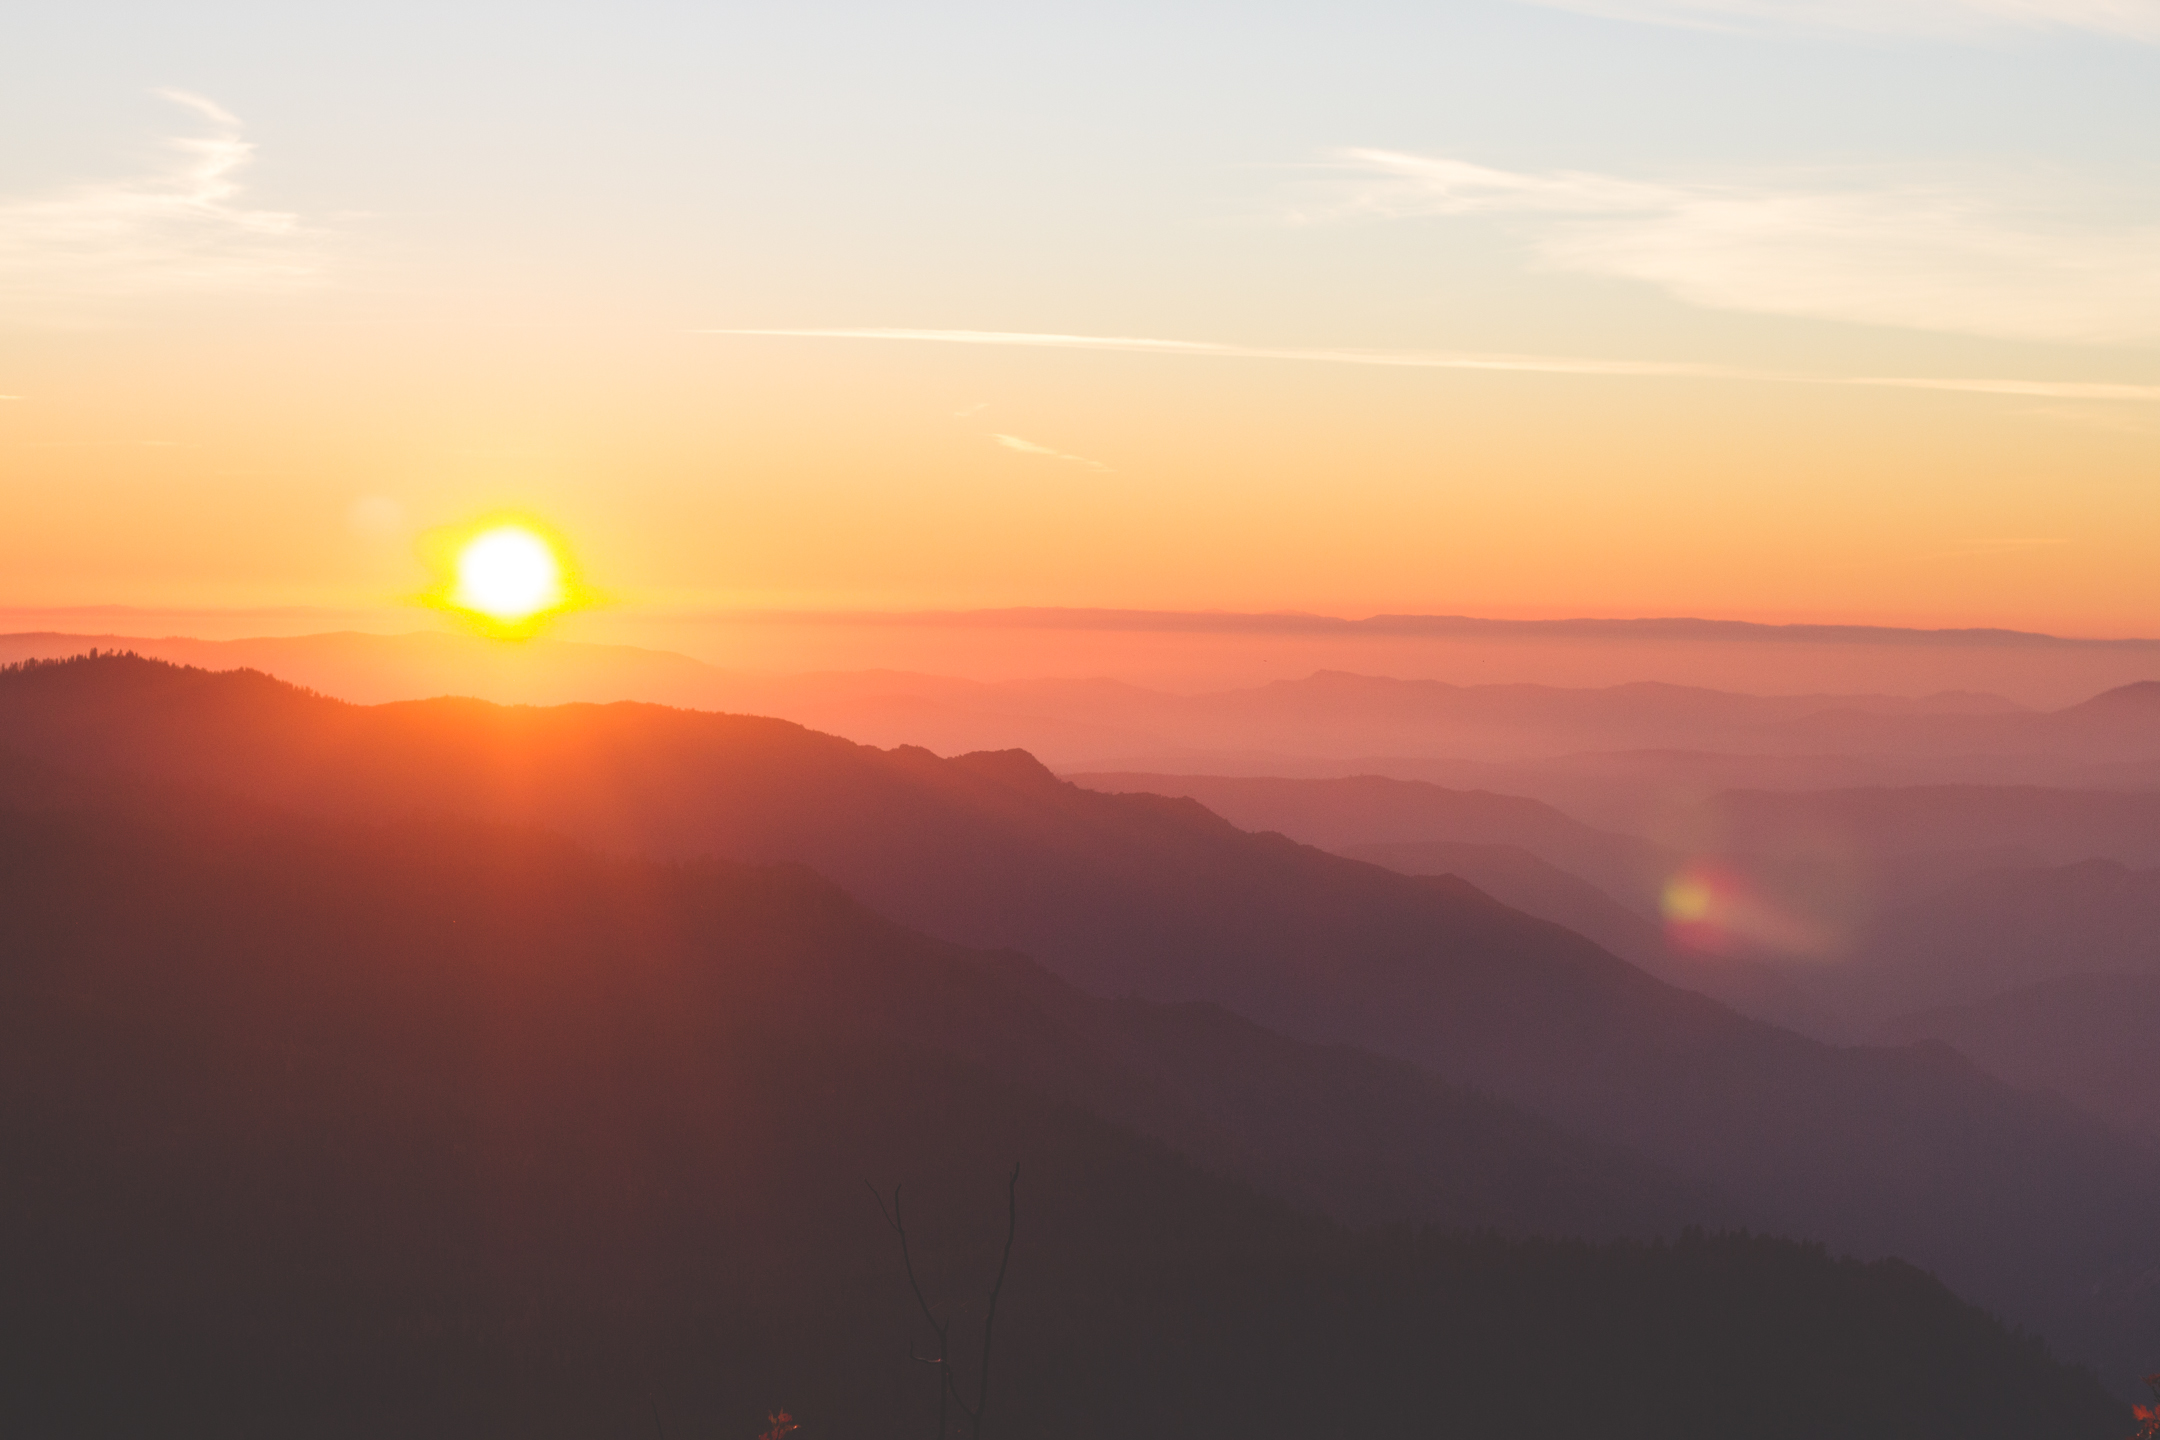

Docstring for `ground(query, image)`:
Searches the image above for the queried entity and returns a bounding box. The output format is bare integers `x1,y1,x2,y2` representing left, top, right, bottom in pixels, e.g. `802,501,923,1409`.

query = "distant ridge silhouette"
4,651,2159,1392
743,607,2160,648
12,633,2160,782
1883,973,2160,1143
2066,679,2160,712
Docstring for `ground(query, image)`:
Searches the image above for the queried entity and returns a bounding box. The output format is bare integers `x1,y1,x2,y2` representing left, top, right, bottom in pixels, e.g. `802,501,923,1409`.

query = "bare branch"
869,1181,956,1438
972,1163,1020,1440
868,1184,944,1346
870,1168,1018,1438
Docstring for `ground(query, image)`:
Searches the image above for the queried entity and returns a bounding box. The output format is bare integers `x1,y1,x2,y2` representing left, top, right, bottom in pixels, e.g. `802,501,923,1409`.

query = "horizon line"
683,606,2160,649
8,604,2160,649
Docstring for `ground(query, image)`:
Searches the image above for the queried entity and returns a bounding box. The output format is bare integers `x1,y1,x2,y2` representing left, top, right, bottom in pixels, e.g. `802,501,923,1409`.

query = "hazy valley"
5,646,2160,1435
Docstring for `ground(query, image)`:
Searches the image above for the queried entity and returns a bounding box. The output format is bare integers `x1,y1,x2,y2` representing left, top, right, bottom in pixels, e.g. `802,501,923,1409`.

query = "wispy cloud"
1519,0,2160,41
992,432,1111,471
701,327,2160,402
705,327,1735,379
1327,149,2160,346
0,91,325,321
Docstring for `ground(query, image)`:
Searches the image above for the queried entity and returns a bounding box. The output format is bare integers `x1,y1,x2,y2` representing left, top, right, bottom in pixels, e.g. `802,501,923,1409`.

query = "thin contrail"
696,327,2160,403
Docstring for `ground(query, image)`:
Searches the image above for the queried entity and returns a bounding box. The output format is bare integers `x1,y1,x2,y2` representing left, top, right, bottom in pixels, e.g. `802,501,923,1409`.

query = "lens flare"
1661,859,1833,957
1662,872,1717,925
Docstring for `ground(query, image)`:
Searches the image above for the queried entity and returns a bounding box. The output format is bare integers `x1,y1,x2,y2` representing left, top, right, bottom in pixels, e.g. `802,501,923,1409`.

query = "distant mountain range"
1883,974,2160,1145
6,630,2158,787
1070,770,2160,1013
4,652,2157,1393
716,606,2160,647
1852,859,2160,1014
1344,842,1830,1033
13,604,2160,647
1066,771,1675,909
1069,769,2160,1186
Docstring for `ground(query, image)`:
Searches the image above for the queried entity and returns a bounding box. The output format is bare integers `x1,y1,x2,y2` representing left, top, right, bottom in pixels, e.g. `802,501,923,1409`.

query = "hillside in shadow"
0,773,2129,1438
3,653,2158,1389
1075,770,2160,1029
1882,974,2160,1143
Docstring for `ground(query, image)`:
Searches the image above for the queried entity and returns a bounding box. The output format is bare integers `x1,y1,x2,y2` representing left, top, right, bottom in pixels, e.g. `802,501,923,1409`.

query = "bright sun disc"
452,526,566,622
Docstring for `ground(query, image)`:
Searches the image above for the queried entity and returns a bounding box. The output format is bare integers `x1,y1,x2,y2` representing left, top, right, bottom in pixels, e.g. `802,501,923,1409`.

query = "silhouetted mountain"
1057,773,2052,1028
1703,786,2160,870
1346,840,1674,964
2057,679,2160,722
1655,786,2160,978
1338,839,1830,1033
1882,974,2160,1142
1069,771,1675,913
1059,770,1825,1025
3,654,2158,1389
1065,748,2108,835
1078,773,2160,1027
1214,770,2160,1035
1828,859,2160,1024
5,780,2127,1437
23,630,2148,779
0,747,1689,1244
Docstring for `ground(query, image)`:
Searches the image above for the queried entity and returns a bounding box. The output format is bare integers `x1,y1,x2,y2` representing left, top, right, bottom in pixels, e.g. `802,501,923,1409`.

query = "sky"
4,0,2160,650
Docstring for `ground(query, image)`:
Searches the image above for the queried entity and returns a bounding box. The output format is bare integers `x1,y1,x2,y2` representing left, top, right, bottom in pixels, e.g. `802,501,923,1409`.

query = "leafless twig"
972,1163,1020,1438
869,1181,962,1436
868,1166,1020,1439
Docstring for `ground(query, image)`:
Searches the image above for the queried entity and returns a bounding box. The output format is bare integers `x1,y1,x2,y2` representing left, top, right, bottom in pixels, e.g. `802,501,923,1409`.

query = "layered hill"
1703,785,2160,872
1074,771,2160,1027
1067,771,1673,911
3,653,2158,1386
0,746,1687,1244
15,630,2160,778
1835,858,2160,1023
0,776,2128,1438
1882,974,2160,1144
1335,839,1828,1033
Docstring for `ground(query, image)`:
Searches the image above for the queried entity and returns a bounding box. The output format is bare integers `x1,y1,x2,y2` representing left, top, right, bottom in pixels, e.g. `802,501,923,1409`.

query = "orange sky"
6,324,2156,638
5,4,2160,647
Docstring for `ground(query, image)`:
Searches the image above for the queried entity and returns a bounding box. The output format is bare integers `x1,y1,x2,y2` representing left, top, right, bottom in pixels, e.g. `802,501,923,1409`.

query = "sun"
453,526,565,622
418,517,589,636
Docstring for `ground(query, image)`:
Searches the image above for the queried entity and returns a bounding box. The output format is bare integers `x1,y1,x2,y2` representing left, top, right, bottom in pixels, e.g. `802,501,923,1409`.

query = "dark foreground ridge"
3,653,2159,1392
0,767,2127,1438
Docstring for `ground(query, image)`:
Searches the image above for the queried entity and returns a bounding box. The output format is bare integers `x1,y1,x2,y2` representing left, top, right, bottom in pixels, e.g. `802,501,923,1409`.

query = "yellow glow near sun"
451,526,567,623
1661,874,1715,924
415,514,595,638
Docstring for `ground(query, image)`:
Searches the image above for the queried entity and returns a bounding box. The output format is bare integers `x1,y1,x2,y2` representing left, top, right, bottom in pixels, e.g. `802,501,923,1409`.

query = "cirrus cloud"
704,328,2160,400
992,432,1112,472
0,91,326,323
1330,149,2160,346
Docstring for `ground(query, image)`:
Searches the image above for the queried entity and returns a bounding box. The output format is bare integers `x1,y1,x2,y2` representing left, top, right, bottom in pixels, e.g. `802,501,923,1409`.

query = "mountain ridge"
4,652,2158,1387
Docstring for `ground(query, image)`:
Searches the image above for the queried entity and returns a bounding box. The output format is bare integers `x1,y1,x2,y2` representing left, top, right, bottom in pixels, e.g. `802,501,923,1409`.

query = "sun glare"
451,526,567,623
